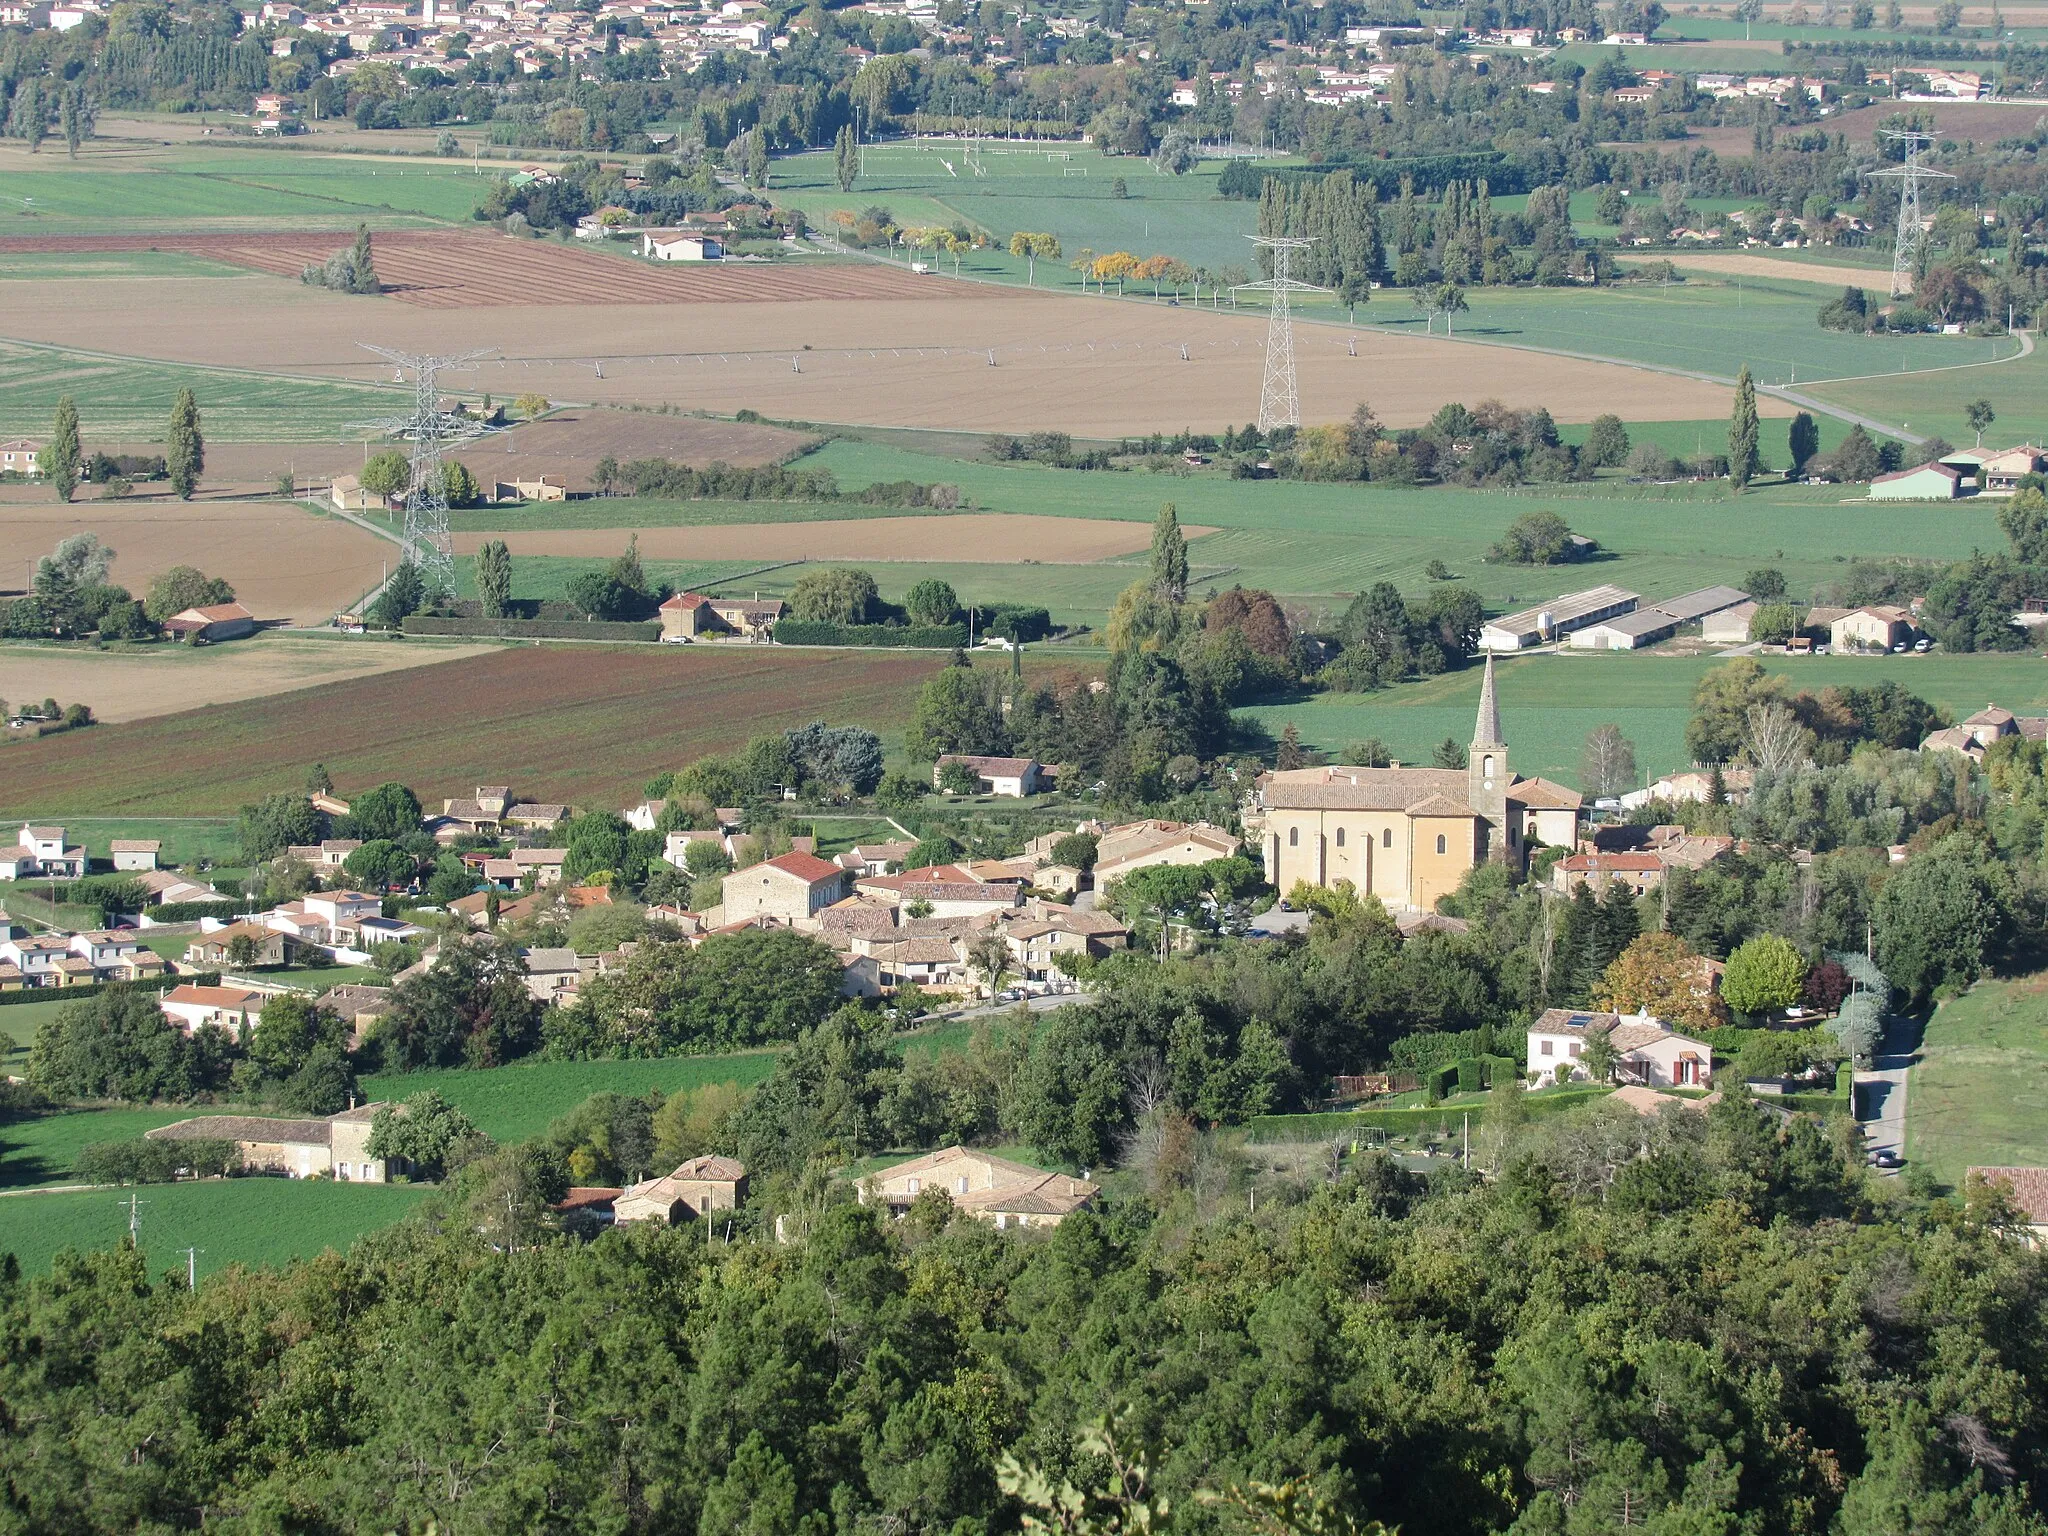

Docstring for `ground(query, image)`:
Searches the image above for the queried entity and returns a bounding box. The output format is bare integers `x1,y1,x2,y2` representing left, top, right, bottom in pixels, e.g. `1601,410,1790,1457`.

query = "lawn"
1906,973,2048,1192
0,339,412,442
0,1102,201,1190
360,1052,784,1144
1240,650,2048,790
448,554,774,606
0,996,67,1075
1803,341,2048,460
0,1177,430,1280
48,817,241,868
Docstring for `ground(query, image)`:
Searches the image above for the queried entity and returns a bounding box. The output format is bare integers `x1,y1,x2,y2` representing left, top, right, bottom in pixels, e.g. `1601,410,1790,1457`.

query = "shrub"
77,1137,240,1184
1721,935,1810,1016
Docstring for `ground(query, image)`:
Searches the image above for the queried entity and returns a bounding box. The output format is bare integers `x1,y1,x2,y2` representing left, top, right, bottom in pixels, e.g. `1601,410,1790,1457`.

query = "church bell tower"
1469,654,1511,858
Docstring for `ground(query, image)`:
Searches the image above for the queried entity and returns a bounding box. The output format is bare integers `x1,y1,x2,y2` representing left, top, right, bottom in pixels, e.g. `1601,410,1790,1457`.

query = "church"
1253,656,1583,912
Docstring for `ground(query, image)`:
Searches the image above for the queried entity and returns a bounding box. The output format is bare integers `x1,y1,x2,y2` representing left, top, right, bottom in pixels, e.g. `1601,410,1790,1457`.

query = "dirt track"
452,513,1203,564
0,273,1773,434
0,500,390,624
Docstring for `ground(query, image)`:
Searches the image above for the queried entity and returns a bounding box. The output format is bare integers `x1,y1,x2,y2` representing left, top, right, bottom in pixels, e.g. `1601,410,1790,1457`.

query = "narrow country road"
1856,1011,1921,1169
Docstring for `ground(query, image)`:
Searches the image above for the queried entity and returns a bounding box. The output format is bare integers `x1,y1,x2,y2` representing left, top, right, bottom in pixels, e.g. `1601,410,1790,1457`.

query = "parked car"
1914,638,1932,652
1869,1148,1904,1169
1892,643,1910,654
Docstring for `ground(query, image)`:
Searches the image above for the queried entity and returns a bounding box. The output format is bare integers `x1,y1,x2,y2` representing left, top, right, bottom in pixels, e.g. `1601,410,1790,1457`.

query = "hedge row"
0,982,112,1007
1247,1088,1615,1143
1782,1062,1856,1117
401,616,662,642
771,621,968,649
149,901,243,924
78,1138,242,1185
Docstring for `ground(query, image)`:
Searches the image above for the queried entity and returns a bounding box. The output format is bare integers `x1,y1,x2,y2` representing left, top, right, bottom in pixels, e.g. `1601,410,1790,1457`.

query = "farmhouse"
1868,461,1965,501
720,851,849,927
642,231,723,261
146,1103,387,1181
1982,446,2045,494
615,1155,749,1224
1093,821,1241,881
1480,586,1640,650
1526,1008,1713,1088
1830,606,1916,653
283,839,362,869
933,754,1044,797
1256,658,1578,910
1551,850,1666,897
491,474,568,503
858,1146,1100,1230
0,437,44,475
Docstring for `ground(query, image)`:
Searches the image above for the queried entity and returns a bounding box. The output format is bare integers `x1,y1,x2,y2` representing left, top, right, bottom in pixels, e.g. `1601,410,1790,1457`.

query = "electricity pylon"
1870,130,1953,300
1233,235,1328,434
353,345,495,590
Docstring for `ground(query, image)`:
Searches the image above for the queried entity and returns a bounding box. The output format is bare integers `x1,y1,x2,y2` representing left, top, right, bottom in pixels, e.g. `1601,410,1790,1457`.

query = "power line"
1233,236,1328,433
351,345,496,591
1869,130,1954,301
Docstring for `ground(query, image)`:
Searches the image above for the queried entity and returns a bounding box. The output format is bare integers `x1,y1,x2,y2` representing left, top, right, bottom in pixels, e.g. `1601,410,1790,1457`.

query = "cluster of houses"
1870,445,2047,502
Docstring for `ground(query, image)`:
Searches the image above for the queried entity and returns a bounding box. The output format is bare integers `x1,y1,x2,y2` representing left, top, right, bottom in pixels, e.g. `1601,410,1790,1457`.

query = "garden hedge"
402,616,661,642
149,901,243,924
1247,1087,1615,1143
770,621,968,649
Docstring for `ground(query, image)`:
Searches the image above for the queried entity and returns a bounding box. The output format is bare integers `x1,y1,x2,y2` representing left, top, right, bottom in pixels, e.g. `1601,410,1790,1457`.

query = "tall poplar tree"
1150,503,1188,602
476,539,513,618
834,123,857,192
167,388,204,500
1728,364,1761,489
43,394,79,503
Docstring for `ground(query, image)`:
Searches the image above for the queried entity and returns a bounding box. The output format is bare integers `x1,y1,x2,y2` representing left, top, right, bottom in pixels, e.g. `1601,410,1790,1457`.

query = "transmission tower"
1233,236,1328,434
354,345,495,590
1870,130,1953,300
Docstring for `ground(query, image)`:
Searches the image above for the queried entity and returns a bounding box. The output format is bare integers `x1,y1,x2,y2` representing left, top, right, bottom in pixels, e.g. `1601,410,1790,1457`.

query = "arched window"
1482,754,1495,779
1382,827,1392,848
1436,834,1447,855
1335,827,1346,847
1288,826,1298,847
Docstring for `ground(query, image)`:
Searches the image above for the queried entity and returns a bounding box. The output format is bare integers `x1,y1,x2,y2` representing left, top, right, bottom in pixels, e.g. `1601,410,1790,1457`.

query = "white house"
0,933,71,986
642,231,722,261
933,754,1044,797
160,984,269,1034
110,839,161,871
1527,1008,1713,1088
0,824,86,880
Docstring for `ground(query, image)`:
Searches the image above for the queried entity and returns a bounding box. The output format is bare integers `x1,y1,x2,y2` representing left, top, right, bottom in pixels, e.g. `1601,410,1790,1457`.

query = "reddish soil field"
0,231,970,309
0,645,951,815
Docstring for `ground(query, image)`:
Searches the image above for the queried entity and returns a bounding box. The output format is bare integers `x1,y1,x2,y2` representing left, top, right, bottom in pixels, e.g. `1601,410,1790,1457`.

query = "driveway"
1856,1012,1922,1167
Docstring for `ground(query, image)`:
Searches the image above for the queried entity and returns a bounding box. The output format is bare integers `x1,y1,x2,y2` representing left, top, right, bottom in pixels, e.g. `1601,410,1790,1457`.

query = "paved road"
1856,1012,1922,1167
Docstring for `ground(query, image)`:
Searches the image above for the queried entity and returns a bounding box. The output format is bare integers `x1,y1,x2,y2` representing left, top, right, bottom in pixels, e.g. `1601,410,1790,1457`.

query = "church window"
1382,827,1392,848
1483,754,1495,779
1335,828,1345,847
1288,827,1298,847
1436,834,1446,854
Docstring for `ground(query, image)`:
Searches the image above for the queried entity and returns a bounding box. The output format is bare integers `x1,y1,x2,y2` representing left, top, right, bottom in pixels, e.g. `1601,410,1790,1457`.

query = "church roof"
1261,766,1469,812
1471,653,1504,749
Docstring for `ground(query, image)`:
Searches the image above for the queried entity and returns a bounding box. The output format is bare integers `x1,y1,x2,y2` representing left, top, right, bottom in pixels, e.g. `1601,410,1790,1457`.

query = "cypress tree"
1150,503,1188,602
348,224,381,294
1728,364,1761,489
167,388,203,500
834,123,857,192
43,394,79,503
476,538,513,618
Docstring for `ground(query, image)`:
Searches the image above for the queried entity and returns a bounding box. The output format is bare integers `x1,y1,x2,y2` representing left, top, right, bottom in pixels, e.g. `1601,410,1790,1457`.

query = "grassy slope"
1907,973,2048,1191
0,154,482,230
1802,340,2048,455
0,1179,430,1281
1240,651,2048,789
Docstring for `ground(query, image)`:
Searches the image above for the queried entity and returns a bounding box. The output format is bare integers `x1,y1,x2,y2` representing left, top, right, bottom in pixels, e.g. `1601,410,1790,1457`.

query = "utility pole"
178,1247,203,1291
117,1192,146,1243
1235,236,1327,432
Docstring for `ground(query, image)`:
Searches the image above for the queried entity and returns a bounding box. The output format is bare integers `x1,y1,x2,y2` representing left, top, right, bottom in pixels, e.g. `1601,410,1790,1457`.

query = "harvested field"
0,231,967,308
1654,251,1913,292
0,646,962,815
0,634,497,725
475,408,815,491
0,499,390,624
450,512,1195,564
0,274,1768,434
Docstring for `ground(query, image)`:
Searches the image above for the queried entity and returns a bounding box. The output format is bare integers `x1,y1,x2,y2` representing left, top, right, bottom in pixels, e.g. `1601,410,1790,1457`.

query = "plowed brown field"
0,645,956,815
0,231,965,308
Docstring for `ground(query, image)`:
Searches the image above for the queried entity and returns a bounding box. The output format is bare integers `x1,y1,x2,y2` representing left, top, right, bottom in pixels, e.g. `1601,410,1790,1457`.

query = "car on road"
1868,1148,1904,1169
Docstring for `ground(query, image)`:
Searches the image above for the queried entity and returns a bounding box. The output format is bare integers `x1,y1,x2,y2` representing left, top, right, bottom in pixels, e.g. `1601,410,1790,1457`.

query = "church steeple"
1469,654,1510,853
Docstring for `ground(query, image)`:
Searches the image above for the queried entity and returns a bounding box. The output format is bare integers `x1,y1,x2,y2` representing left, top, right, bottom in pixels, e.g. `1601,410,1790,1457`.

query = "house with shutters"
719,851,849,928
1526,1008,1713,1088
858,1146,1100,1230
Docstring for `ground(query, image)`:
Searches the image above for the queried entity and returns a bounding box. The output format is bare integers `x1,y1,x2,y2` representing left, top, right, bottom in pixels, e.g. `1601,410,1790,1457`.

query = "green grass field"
451,554,772,606
0,996,66,1075
43,817,241,867
0,1103,199,1190
360,1050,784,1144
1241,651,2048,788
772,146,1260,275
1804,341,2048,458
0,154,485,230
0,340,410,442
1907,973,2048,1192
0,1178,429,1280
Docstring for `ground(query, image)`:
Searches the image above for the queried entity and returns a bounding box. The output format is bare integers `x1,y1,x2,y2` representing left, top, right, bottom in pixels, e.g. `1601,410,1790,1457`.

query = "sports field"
1241,652,2048,789
1907,973,2048,1192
